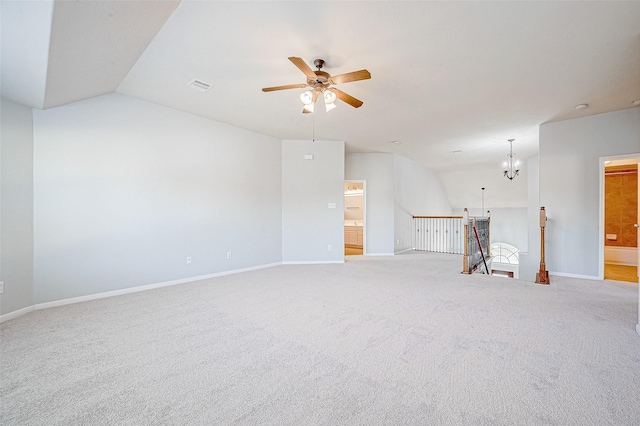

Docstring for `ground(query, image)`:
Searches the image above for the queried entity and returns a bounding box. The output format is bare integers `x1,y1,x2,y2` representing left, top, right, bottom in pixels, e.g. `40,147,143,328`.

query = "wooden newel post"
462,208,469,273
535,206,550,284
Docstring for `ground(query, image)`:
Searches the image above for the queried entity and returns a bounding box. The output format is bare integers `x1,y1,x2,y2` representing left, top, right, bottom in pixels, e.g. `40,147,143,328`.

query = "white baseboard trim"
366,253,395,256
0,262,282,324
394,248,414,255
0,305,35,324
282,260,345,265
549,271,600,280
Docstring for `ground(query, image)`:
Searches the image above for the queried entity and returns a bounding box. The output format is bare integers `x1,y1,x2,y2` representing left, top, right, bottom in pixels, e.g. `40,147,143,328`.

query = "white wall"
539,108,640,278
282,140,344,263
0,98,34,316
394,155,452,252
520,155,540,282
33,93,282,304
345,153,395,255
439,160,528,210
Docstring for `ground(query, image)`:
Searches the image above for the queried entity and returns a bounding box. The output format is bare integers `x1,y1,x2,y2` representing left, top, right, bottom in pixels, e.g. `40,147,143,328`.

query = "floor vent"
187,79,213,93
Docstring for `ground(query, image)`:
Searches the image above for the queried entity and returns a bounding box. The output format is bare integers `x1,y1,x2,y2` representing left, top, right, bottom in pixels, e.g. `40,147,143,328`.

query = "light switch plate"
328,203,336,209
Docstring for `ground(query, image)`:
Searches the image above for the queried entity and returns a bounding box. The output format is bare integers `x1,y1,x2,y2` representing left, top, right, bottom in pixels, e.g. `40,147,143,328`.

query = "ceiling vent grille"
187,79,213,93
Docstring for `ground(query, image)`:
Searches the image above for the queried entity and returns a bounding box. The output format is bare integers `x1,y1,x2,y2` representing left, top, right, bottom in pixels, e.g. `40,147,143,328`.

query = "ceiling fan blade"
332,88,364,108
289,57,318,80
262,83,307,92
330,69,371,85
302,91,320,114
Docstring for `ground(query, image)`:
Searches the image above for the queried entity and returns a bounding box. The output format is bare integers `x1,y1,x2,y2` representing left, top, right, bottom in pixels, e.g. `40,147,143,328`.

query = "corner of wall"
0,97,35,317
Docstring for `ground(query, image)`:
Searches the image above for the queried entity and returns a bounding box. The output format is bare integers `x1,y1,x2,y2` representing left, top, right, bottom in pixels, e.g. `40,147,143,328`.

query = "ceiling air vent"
187,79,213,93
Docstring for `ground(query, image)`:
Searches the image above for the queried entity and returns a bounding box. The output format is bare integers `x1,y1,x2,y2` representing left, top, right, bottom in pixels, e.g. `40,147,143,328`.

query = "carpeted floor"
1,251,639,425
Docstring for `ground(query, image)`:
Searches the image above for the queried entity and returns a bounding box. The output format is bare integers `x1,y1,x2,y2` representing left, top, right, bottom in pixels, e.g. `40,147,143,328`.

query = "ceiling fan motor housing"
309,70,331,88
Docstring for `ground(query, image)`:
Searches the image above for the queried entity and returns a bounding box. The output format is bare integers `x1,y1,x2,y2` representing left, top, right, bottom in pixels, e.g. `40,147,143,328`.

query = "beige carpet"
2,251,640,425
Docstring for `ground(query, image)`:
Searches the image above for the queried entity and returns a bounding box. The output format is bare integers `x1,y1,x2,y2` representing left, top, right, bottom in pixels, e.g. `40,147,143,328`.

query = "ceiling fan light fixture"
303,103,314,113
323,89,337,112
300,90,314,105
263,57,370,113
324,89,337,104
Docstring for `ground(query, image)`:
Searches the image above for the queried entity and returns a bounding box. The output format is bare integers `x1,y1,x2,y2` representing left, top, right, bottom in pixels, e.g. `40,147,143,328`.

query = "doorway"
600,155,639,283
344,181,365,256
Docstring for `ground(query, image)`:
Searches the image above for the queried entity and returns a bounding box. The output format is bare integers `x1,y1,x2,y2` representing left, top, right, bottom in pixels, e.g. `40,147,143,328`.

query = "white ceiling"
2,0,639,207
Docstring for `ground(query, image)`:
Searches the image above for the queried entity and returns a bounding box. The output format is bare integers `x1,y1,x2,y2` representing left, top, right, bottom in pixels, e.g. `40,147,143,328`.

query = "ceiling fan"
262,57,371,113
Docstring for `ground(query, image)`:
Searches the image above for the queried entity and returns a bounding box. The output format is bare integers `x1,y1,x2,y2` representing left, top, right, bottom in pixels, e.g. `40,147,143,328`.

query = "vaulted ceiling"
2,0,639,207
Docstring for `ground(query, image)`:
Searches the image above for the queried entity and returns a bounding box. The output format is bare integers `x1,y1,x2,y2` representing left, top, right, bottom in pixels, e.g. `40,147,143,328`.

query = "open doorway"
600,155,639,283
344,181,365,256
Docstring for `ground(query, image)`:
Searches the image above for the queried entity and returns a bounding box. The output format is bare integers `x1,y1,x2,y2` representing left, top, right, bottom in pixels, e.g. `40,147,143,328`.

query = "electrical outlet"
0,281,4,294
328,245,333,251
397,239,400,245
227,252,232,259
186,257,192,264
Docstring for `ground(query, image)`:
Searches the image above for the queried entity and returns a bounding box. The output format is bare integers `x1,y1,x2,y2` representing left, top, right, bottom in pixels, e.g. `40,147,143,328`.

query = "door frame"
344,180,366,256
599,153,640,280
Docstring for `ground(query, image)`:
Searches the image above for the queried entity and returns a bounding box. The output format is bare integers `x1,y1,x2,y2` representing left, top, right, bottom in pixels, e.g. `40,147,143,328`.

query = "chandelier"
503,139,520,180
